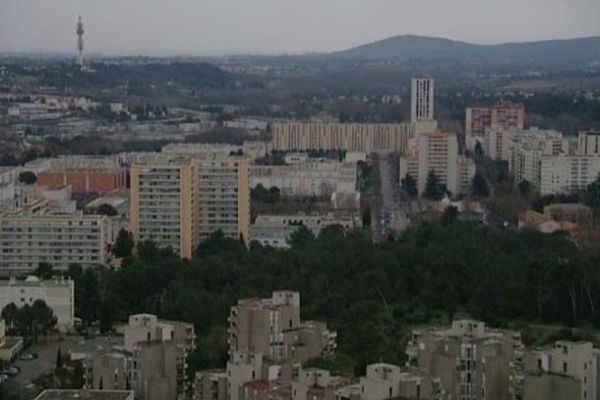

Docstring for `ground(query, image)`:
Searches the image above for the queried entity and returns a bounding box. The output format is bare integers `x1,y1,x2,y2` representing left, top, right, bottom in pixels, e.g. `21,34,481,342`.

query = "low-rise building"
194,370,228,400
292,368,351,400
0,276,74,332
0,319,23,363
543,203,593,228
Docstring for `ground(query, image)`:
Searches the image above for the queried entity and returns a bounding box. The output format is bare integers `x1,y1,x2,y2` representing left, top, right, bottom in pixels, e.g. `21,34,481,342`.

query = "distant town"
0,11,600,400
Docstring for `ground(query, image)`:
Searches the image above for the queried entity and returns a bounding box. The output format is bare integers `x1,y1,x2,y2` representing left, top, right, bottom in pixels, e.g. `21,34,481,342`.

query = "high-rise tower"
411,77,435,123
76,15,84,68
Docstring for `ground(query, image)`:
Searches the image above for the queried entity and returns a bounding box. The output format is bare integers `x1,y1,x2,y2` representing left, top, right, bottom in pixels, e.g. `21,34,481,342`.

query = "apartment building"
292,368,350,400
271,122,414,154
38,169,127,195
508,129,567,189
0,205,110,275
0,276,74,332
351,363,445,400
411,78,435,123
406,319,525,400
130,155,250,259
399,130,475,197
578,131,600,156
228,291,336,363
194,370,228,400
484,126,513,161
86,314,195,400
466,102,525,148
523,341,600,400
251,161,357,197
540,155,600,195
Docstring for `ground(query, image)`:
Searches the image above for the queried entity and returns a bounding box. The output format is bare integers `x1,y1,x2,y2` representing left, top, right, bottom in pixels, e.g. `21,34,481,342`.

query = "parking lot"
4,337,80,399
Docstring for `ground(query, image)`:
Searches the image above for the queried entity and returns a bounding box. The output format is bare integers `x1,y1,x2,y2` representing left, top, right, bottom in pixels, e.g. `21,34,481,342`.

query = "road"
371,151,410,241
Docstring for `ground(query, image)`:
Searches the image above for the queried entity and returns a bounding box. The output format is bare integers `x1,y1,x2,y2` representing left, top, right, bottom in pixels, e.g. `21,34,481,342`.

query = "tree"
18,171,37,185
96,203,118,216
56,348,63,370
474,141,484,157
442,206,459,225
518,180,534,199
80,269,100,324
288,225,315,246
113,229,134,258
34,262,54,279
32,299,57,334
1,303,18,331
137,240,159,262
401,173,418,197
423,170,445,200
471,173,490,197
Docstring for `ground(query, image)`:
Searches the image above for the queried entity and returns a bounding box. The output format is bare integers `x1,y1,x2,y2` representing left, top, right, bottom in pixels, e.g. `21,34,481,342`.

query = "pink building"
466,102,525,145
38,169,127,195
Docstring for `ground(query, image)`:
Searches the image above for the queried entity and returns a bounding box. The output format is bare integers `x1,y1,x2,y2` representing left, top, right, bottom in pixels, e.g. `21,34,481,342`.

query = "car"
5,367,19,376
20,353,36,361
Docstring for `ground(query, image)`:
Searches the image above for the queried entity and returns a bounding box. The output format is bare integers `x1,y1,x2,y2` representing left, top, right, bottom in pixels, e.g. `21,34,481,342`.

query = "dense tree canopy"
93,222,600,374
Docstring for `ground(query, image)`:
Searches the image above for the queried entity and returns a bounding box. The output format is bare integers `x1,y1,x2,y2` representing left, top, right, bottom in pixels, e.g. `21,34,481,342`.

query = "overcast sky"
1,0,599,56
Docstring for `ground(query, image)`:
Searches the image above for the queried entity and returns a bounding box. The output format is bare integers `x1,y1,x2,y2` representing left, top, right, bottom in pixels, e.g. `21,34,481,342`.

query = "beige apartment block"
523,341,600,400
130,155,250,258
406,319,525,400
292,368,352,400
228,291,336,363
86,314,195,400
466,102,525,148
355,363,445,400
194,370,228,400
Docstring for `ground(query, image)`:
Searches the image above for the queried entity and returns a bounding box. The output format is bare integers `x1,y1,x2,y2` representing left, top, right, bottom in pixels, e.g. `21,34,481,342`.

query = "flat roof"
34,390,133,400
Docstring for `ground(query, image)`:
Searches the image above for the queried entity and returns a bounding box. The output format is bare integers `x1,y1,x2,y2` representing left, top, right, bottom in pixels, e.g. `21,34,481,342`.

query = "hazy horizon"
1,0,600,57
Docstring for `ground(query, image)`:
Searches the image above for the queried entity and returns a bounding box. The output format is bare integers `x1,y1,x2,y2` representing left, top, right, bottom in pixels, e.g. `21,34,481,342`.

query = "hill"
332,35,600,68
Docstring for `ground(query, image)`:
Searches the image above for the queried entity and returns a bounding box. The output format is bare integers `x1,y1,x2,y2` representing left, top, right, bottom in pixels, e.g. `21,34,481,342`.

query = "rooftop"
34,390,134,400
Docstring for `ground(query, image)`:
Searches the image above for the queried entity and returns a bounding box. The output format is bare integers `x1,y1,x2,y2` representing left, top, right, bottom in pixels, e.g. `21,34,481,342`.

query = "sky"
1,0,599,56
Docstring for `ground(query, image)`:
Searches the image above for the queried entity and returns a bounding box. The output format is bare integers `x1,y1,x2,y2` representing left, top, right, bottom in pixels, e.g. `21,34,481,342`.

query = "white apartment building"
0,206,110,275
399,130,475,197
0,276,74,332
578,131,600,156
271,122,414,154
484,126,513,161
540,155,600,195
411,78,435,123
508,129,567,189
251,161,357,197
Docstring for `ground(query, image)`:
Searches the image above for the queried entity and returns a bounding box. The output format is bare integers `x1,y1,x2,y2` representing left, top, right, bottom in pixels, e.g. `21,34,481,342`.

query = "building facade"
130,156,250,259
271,123,414,154
228,291,336,363
37,169,127,195
251,161,357,197
406,319,524,400
0,208,110,275
399,130,475,197
466,102,525,148
0,276,74,332
411,78,435,123
523,341,600,400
